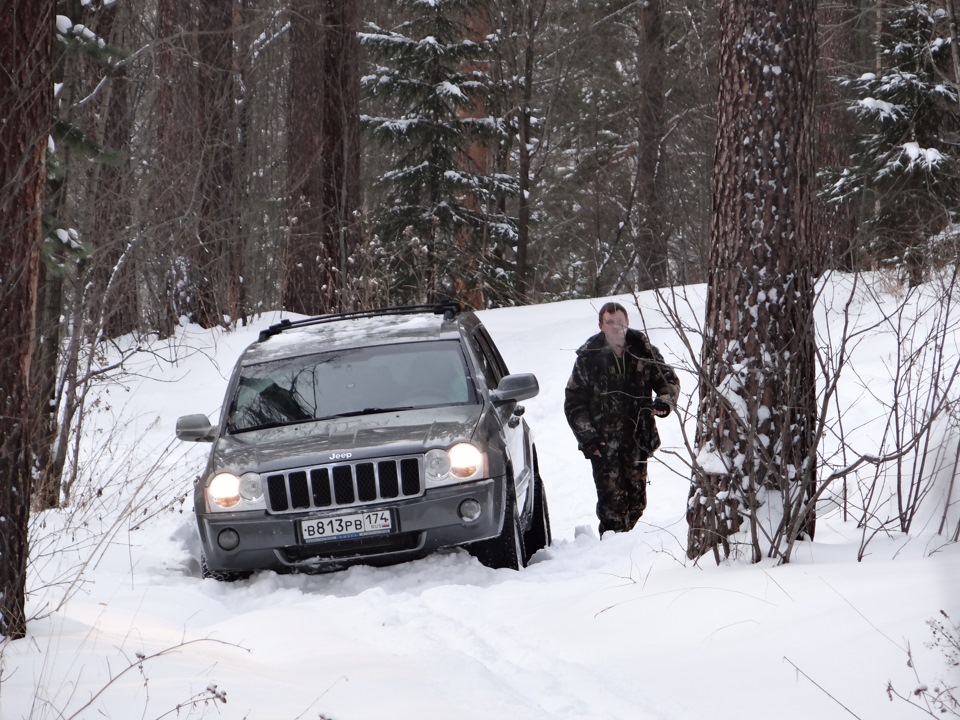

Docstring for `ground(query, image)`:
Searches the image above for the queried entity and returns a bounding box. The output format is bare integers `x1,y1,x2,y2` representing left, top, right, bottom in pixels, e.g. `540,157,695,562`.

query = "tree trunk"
30,259,63,510
815,0,863,271
30,0,74,511
319,0,361,312
194,0,241,328
153,0,197,336
633,0,668,290
286,0,325,315
687,0,818,563
89,0,139,339
0,0,54,639
285,0,361,315
452,7,497,309
512,0,547,304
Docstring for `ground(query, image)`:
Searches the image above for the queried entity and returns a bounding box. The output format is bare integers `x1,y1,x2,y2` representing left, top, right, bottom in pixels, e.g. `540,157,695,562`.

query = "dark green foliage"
823,3,960,278
360,0,518,304
45,17,128,275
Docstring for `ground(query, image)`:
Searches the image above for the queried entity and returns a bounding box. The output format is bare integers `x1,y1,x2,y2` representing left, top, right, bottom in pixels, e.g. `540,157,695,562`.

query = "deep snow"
2,278,958,720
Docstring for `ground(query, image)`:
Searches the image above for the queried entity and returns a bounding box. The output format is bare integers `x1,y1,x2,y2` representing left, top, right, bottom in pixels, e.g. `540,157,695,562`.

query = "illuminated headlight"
206,472,264,511
424,444,486,487
449,444,484,478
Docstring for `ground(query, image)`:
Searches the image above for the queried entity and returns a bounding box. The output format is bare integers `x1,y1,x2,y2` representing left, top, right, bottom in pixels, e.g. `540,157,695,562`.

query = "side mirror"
176,414,216,442
490,373,539,405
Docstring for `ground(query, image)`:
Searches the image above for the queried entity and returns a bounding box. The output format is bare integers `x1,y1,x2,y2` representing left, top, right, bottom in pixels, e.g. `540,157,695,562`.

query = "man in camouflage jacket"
564,302,680,535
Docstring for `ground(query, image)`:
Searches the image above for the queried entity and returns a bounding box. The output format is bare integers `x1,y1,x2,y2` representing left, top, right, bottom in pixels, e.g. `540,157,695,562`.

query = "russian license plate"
300,510,393,543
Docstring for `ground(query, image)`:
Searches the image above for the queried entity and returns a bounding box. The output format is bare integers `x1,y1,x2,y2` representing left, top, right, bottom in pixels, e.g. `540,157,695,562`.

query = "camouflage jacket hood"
563,328,679,454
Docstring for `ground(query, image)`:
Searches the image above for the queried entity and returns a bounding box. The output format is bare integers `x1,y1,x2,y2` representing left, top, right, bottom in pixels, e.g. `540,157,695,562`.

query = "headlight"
449,443,483,478
238,472,263,501
424,444,486,487
424,449,451,481
206,471,263,511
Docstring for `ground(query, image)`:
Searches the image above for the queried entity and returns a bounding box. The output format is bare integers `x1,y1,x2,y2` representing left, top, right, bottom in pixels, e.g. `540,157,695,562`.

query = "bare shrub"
887,610,959,717
651,268,960,563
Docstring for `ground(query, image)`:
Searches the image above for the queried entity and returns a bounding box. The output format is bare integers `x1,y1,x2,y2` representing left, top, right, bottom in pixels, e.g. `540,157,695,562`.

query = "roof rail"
258,302,462,342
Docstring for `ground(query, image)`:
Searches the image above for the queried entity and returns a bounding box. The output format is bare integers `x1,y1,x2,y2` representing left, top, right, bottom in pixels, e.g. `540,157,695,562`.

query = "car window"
227,341,475,432
472,327,509,387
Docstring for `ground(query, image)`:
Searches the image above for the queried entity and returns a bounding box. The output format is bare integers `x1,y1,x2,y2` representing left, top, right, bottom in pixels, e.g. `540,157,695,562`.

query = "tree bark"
0,0,54,639
815,0,863,271
30,0,74,511
688,0,819,563
153,0,198,336
513,0,537,304
90,0,139,339
319,0,361,312
194,0,241,328
633,0,668,290
285,0,361,315
30,257,63,510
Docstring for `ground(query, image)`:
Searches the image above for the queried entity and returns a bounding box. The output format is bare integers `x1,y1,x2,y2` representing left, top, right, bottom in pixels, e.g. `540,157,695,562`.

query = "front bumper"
197,476,505,574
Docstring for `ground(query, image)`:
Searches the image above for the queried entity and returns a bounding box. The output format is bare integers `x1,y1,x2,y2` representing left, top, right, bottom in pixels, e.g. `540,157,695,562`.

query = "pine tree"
1,0,55,639
824,3,960,282
285,0,362,316
687,0,818,564
360,0,518,306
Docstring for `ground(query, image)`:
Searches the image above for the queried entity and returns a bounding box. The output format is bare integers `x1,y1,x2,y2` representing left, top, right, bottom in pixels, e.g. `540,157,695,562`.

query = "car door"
472,326,534,516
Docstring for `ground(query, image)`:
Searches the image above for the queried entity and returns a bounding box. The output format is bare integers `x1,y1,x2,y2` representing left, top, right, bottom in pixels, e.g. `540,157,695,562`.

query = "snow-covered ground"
3,277,958,719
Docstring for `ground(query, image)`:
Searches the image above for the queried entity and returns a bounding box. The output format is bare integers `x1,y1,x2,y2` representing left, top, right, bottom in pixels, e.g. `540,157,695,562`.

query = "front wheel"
200,554,251,582
468,482,526,570
523,473,551,560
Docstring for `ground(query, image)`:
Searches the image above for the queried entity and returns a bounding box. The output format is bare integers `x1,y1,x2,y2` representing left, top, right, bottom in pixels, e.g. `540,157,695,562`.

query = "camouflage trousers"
590,438,648,534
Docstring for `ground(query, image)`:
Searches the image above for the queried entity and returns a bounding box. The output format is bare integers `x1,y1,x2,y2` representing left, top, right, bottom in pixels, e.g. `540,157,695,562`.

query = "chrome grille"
266,457,422,513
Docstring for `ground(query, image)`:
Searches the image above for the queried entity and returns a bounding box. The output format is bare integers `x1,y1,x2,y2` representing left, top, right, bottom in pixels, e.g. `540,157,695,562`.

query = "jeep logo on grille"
330,452,353,461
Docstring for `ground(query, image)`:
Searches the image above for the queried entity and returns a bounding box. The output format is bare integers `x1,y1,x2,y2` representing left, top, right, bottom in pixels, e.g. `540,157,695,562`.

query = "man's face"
600,310,628,348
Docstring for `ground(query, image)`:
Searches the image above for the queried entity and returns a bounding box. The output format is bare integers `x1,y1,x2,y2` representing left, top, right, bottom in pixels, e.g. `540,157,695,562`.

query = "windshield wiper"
230,406,416,433
315,406,415,421
229,417,316,433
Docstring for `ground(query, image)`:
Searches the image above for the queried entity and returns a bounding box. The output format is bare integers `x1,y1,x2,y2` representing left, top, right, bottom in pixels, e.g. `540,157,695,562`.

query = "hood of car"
212,405,484,473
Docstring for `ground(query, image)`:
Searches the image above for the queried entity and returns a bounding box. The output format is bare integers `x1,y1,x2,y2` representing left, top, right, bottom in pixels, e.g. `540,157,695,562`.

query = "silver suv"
176,304,551,580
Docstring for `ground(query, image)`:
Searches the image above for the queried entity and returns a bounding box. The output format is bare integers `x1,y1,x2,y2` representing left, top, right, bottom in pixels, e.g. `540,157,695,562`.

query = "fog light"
218,528,240,551
459,499,482,522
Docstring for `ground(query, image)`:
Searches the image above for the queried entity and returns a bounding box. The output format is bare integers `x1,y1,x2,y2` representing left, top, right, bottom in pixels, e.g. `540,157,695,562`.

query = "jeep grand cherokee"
176,303,551,580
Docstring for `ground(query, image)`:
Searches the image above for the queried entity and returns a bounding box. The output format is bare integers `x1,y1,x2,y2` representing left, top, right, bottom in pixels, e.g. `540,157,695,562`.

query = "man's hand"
580,437,605,458
651,399,672,418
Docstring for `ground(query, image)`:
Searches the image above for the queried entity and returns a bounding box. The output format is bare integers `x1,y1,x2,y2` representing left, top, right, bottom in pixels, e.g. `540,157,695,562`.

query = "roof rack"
258,302,462,342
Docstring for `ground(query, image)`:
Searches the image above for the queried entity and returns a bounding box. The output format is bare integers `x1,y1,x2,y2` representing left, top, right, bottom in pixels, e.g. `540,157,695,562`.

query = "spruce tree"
824,3,960,282
360,0,518,306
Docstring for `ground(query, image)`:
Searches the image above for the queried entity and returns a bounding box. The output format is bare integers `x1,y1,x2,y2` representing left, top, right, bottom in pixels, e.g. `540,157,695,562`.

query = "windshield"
227,341,475,432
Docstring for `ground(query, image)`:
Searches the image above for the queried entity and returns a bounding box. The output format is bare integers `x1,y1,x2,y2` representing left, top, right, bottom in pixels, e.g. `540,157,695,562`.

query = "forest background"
22,0,957,495
3,0,960,649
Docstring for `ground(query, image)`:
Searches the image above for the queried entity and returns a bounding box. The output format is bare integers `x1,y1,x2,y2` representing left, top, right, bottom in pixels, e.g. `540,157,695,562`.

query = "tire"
523,473,551,560
469,482,526,570
200,554,251,582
